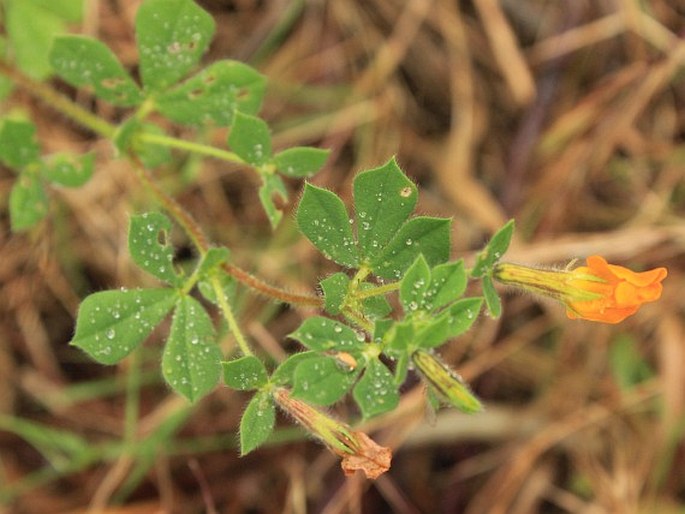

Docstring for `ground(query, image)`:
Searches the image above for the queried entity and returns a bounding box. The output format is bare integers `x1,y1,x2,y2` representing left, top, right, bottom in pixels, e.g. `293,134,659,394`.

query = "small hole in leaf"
203,74,216,85
157,230,167,246
399,187,412,198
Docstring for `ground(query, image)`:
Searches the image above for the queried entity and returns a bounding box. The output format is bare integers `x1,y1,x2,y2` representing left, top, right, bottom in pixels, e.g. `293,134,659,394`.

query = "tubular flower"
493,256,667,324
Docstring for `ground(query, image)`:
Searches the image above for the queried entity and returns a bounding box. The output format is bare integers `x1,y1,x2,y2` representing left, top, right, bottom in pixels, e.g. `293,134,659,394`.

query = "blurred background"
1,0,684,512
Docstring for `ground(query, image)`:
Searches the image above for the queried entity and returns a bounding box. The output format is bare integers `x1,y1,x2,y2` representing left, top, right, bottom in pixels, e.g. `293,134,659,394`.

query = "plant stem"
2,60,322,307
0,60,116,138
124,348,142,445
354,281,400,300
138,132,246,165
210,274,252,356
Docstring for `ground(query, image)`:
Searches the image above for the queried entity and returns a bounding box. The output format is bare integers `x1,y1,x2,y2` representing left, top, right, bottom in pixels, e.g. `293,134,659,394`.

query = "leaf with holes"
297,184,359,268
292,355,359,406
353,358,399,418
0,120,40,169
163,296,221,402
128,212,183,287
9,169,48,231
228,112,272,166
240,391,275,455
135,0,215,91
223,356,268,391
156,60,266,126
369,217,451,280
43,152,95,187
49,36,143,106
70,288,177,365
353,158,417,260
274,147,330,178
258,173,288,229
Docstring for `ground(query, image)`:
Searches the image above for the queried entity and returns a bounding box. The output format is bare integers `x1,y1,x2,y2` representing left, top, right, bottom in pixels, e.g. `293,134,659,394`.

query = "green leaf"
383,320,415,354
360,284,393,320
296,183,359,268
353,158,417,259
369,217,451,280
400,255,431,312
135,0,215,91
352,358,399,418
258,173,287,229
197,273,236,306
482,274,502,318
113,120,172,167
442,298,483,340
289,316,365,352
49,36,143,106
292,355,359,406
271,351,317,386
424,260,467,311
320,272,350,316
9,170,48,232
196,247,230,277
228,112,272,166
0,37,14,100
0,120,40,169
223,356,268,391
273,147,330,178
70,288,177,365
156,60,266,126
415,316,451,349
163,296,221,402
240,391,275,455
29,0,83,21
128,212,184,287
42,152,95,187
471,219,515,278
5,0,66,79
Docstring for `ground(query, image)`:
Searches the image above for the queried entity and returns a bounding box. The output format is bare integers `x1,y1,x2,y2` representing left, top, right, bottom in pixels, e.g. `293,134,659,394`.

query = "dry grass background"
1,0,684,513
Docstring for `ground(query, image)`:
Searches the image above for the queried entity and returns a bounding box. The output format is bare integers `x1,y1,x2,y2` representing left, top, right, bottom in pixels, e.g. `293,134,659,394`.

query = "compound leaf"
50,35,143,106
156,60,266,126
163,295,221,402
70,288,177,365
353,158,417,260
135,0,215,91
240,391,275,455
128,212,184,287
297,184,359,268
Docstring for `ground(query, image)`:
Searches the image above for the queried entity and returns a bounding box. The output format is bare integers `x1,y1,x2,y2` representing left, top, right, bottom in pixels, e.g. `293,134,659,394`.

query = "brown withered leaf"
339,430,392,479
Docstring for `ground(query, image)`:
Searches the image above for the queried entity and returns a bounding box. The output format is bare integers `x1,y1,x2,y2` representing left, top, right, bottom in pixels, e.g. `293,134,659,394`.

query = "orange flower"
564,256,667,323
493,256,667,324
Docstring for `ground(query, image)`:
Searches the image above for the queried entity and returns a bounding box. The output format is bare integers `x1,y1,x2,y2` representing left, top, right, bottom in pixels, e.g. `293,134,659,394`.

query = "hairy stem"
138,132,245,165
210,275,252,356
0,60,116,138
